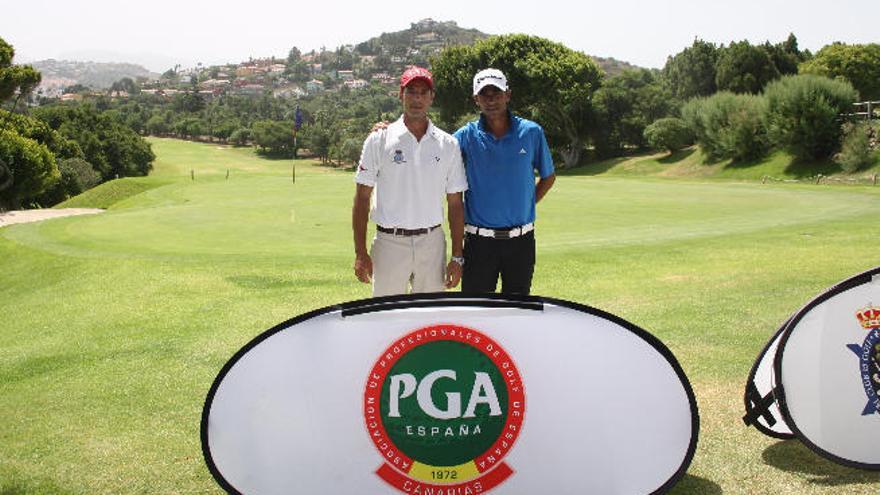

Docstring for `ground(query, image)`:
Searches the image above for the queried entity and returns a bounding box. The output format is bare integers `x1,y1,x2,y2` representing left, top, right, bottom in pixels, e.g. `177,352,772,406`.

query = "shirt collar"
391,115,438,142
477,111,516,137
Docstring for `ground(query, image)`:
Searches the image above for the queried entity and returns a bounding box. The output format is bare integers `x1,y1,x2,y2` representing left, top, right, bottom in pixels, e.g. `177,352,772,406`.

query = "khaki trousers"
371,226,446,297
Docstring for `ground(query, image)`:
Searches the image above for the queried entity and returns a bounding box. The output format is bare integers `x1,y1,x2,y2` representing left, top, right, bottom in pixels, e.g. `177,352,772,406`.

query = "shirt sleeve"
453,127,468,167
354,131,381,186
446,137,468,194
534,127,555,179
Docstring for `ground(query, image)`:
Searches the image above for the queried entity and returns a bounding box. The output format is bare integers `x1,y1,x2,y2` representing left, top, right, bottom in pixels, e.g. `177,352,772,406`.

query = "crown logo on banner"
856,305,880,330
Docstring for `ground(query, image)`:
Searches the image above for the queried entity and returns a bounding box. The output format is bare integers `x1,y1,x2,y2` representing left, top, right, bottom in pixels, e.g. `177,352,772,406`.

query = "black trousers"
462,231,535,295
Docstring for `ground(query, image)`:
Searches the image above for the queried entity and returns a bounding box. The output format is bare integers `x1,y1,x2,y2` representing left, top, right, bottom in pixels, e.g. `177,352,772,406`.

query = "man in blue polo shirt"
454,68,556,294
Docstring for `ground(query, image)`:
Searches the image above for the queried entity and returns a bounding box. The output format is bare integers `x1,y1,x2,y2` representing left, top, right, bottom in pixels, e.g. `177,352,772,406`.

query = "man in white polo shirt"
352,66,468,296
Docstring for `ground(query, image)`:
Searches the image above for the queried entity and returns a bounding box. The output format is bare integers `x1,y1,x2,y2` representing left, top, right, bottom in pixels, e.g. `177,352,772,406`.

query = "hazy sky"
3,0,878,73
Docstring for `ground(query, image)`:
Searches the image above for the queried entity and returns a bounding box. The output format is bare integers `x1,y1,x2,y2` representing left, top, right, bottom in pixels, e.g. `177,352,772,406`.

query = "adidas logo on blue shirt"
519,148,527,154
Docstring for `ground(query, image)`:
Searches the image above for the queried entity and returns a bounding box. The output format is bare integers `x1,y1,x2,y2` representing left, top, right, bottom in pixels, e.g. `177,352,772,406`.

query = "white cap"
472,68,508,95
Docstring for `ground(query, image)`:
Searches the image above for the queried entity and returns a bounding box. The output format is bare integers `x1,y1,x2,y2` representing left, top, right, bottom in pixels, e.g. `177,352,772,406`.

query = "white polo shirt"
355,116,467,229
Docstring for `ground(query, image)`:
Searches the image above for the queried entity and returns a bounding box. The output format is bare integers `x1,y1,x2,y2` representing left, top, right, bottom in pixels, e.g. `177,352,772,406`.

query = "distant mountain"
354,19,490,59
31,59,158,91
591,56,646,77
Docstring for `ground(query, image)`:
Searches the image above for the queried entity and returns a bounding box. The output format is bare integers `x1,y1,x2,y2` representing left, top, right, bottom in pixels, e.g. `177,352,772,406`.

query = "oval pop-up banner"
774,266,880,469
742,317,795,439
201,294,699,494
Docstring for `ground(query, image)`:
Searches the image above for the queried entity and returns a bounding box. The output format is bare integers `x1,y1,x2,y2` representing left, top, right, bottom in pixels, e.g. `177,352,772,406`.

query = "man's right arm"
352,183,373,284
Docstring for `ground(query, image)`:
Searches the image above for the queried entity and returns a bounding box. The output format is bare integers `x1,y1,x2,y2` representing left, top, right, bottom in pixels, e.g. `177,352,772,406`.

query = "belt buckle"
493,229,510,240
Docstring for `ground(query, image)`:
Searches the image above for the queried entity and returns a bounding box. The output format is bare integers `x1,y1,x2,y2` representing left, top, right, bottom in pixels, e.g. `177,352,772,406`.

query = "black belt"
377,224,440,236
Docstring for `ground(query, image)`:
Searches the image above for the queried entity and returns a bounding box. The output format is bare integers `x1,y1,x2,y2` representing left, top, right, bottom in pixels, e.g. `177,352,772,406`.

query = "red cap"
400,66,433,90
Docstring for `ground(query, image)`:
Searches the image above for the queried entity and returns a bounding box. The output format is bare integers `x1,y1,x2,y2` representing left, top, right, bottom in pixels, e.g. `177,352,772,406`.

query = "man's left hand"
445,260,463,288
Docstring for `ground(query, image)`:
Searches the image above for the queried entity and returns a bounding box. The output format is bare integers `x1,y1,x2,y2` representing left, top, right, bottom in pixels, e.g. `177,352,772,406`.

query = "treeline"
1,37,154,209
659,40,880,171
5,33,880,210
653,37,879,171
433,34,879,171
124,82,399,163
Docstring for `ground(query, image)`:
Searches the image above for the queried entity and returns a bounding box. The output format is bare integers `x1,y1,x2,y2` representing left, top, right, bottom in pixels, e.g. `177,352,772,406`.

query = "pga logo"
364,325,525,495
387,369,502,421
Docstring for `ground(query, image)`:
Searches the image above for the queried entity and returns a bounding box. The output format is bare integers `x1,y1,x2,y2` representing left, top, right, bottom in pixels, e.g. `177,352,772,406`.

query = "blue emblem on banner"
847,307,880,416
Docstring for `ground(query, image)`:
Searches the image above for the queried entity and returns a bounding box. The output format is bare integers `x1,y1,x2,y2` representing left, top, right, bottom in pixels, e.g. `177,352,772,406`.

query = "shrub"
681,92,769,161
834,123,877,173
252,120,295,156
0,129,58,209
644,118,692,153
339,138,362,166
764,74,858,160
229,128,252,147
36,158,102,205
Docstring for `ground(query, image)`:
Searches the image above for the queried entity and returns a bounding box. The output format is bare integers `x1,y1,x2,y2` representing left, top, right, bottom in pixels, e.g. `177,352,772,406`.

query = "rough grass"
563,146,880,182
2,138,880,494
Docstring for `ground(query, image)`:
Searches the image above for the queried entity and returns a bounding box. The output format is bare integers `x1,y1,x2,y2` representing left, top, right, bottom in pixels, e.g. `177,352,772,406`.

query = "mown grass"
55,177,174,209
2,138,879,494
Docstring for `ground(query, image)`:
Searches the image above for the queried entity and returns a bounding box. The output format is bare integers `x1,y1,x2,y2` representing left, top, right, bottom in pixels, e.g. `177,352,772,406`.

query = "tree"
173,117,205,140
146,113,170,136
63,83,90,95
764,74,858,160
644,118,692,154
229,128,252,146
339,138,362,166
0,129,58,209
762,33,808,76
0,36,41,110
715,40,780,94
34,103,154,179
592,69,677,156
172,90,205,113
0,109,81,159
432,34,603,167
109,77,139,96
37,157,101,205
287,47,302,64
252,120,295,156
799,43,880,101
661,39,719,100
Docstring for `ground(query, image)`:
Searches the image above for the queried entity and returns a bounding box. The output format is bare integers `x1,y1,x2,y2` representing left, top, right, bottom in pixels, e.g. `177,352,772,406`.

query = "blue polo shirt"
454,113,554,228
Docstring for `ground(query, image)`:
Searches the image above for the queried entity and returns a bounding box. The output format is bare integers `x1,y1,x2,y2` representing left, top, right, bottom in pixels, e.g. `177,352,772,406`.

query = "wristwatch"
451,256,465,266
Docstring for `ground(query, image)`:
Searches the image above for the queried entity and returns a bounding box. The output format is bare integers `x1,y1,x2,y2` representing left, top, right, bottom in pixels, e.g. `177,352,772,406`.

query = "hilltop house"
343,79,368,90
274,85,306,98
306,79,324,94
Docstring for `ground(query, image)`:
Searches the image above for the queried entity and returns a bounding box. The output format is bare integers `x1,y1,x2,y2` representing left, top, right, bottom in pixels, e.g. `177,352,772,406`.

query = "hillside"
32,59,158,95
352,19,644,76
31,19,643,97
355,19,489,57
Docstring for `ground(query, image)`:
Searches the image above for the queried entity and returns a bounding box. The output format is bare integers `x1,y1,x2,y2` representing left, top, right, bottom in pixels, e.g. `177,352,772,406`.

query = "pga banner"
202,294,699,494
744,266,880,469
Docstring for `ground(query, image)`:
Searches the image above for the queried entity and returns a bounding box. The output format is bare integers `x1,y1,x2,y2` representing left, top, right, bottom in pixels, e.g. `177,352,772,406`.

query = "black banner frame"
773,266,880,471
